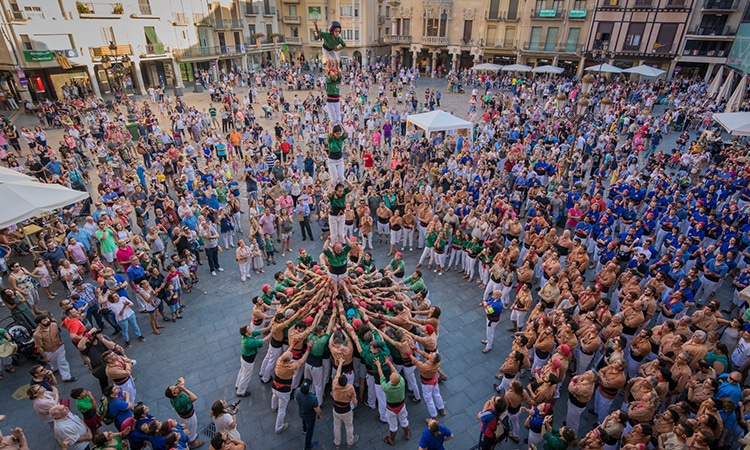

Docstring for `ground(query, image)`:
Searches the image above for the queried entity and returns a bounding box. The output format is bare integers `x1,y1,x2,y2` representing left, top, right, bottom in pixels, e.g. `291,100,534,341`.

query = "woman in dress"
27,383,58,428
8,261,43,313
1,288,37,332
210,400,241,440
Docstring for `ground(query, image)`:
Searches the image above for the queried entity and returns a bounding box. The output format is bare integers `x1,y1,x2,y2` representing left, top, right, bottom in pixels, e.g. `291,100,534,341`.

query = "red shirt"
61,317,87,344
363,153,374,168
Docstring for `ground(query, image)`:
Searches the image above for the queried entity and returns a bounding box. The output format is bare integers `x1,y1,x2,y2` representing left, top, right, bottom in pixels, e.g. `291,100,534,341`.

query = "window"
138,0,151,15
248,24,256,35
310,29,317,41
291,26,299,37
354,2,360,17
354,29,359,40
439,11,447,36
100,26,115,44
530,26,542,50
289,5,297,15
595,21,613,48
654,23,677,52
573,0,587,9
504,26,516,46
535,0,545,11
340,5,352,17
544,27,558,51
266,23,273,37
20,34,32,50
667,0,685,5
508,0,519,19
198,28,209,47
624,22,645,50
401,19,410,35
566,27,580,52
426,18,439,36
463,20,473,43
634,0,653,5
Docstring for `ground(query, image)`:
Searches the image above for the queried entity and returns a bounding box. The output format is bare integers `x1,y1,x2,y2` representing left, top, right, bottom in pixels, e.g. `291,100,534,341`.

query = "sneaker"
187,440,204,449
309,443,318,449
275,423,288,434
348,435,359,448
217,267,224,272
63,376,78,382
212,271,217,276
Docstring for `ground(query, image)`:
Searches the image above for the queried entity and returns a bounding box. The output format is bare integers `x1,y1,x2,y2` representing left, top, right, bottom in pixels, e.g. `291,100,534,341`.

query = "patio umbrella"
622,65,666,77
713,112,750,136
718,70,736,102
500,64,533,72
471,63,503,71
726,75,748,113
707,66,725,98
531,65,564,74
0,166,35,182
584,63,623,74
0,180,90,229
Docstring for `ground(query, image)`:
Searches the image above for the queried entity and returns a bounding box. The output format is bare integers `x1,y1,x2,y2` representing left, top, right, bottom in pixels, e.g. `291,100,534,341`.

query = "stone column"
86,62,103,98
131,58,146,95
431,51,437,77
576,56,585,79
412,48,419,69
452,52,459,71
552,55,559,67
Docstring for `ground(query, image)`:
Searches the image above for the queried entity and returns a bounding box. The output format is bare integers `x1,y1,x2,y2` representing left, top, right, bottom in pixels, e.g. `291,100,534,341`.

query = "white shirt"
54,414,90,450
108,296,135,321
732,337,750,368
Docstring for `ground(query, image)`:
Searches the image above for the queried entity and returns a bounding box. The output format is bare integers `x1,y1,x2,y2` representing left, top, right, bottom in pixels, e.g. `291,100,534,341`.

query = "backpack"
494,411,510,442
97,396,115,425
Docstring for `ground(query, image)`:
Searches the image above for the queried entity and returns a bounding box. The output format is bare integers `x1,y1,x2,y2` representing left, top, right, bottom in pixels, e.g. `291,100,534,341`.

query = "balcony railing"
384,35,413,44
263,6,276,15
702,0,738,9
422,36,449,45
285,37,303,44
244,4,258,14
522,42,583,52
213,18,243,29
172,12,188,24
175,46,223,58
144,43,168,54
531,8,565,18
281,0,300,3
283,15,301,24
682,48,727,57
485,11,520,21
9,9,45,20
687,26,736,36
378,14,386,23
76,1,125,17
488,39,516,48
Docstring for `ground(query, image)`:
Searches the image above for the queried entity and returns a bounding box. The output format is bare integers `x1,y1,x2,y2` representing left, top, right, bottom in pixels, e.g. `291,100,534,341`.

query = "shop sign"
539,9,557,17
23,50,54,62
569,9,587,17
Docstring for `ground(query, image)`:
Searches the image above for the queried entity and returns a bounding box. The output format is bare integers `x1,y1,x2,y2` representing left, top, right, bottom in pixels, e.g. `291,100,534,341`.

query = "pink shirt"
67,242,87,263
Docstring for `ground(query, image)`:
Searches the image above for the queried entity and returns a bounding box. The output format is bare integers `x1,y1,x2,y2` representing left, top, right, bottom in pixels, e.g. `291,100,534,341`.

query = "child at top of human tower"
312,19,346,68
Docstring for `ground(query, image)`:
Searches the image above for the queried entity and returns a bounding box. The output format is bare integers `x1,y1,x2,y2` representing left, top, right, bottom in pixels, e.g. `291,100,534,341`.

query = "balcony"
75,1,125,18
285,37,303,44
702,0,738,9
143,43,168,55
487,39,516,48
9,8,45,20
213,18,244,29
378,15,386,24
174,45,248,59
172,12,189,25
283,15,301,24
384,35,413,44
485,11,521,21
531,8,564,19
281,0,300,3
263,6,276,15
422,36,449,45
686,26,736,37
244,4,258,14
598,0,622,8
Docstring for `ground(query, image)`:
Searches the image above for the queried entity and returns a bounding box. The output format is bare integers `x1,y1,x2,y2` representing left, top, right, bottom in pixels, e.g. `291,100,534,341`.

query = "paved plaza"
0,75,684,450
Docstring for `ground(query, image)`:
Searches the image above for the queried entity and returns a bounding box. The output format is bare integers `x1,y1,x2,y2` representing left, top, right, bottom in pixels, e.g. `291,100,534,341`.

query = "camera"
227,399,241,414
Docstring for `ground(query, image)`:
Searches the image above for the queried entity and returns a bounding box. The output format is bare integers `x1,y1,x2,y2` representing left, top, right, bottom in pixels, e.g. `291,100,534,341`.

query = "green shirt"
309,332,331,357
380,374,405,403
425,232,438,248
328,186,351,210
325,75,342,98
323,244,351,268
389,259,405,276
76,396,94,414
467,242,483,256
403,276,426,294
274,278,294,293
542,428,568,450
327,134,346,159
96,228,117,253
319,31,346,50
208,107,217,117
297,254,314,267
241,330,264,357
261,292,275,305
169,391,193,415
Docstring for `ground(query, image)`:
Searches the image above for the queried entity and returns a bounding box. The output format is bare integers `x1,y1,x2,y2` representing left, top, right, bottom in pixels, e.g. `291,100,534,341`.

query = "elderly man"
32,314,77,382
50,404,92,450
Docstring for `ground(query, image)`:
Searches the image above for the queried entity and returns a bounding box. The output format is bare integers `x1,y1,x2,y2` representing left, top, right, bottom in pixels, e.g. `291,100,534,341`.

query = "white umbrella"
531,65,564,74
718,70,736,102
707,66,725,98
585,63,623,74
471,63,503,71
622,65,666,77
0,180,90,229
726,75,748,113
0,166,35,182
713,112,750,136
501,64,533,72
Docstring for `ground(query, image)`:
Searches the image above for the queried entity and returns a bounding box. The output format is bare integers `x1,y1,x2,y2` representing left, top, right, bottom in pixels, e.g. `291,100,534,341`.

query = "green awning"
144,26,159,45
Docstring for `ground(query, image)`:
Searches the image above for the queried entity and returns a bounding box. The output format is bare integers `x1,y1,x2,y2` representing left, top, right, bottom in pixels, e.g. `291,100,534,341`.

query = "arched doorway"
353,51,362,65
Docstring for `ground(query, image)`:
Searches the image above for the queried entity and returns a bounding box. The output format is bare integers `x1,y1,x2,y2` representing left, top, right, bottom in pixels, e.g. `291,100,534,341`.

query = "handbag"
0,341,18,358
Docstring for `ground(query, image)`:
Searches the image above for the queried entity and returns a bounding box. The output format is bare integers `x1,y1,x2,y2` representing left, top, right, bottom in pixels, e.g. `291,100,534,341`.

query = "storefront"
0,70,21,103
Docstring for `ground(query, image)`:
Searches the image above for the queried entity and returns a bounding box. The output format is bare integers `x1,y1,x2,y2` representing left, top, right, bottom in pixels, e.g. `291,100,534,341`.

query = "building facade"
0,0,282,101
275,0,390,67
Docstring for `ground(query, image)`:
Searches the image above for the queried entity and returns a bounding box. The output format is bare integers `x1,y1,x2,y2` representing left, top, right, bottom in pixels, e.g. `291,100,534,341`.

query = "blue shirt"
717,380,742,404
108,397,133,429
418,425,453,450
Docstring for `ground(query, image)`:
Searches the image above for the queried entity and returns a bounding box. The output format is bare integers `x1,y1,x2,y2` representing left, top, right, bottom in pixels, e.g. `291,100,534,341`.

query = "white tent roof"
471,63,503,71
727,76,749,113
708,66,725,98
719,70,736,102
713,112,750,136
585,63,623,74
531,65,564,74
623,65,666,77
406,110,473,138
0,166,35,182
0,180,90,229
501,64,533,72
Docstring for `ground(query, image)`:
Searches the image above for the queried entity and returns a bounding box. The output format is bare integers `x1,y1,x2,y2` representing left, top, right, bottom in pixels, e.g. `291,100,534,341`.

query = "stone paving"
0,74,689,450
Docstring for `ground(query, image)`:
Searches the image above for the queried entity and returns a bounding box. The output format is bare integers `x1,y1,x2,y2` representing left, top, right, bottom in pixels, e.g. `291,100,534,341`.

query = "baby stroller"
0,316,41,365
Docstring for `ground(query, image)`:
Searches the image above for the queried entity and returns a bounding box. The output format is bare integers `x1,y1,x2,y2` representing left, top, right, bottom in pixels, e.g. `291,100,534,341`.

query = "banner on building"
23,50,54,62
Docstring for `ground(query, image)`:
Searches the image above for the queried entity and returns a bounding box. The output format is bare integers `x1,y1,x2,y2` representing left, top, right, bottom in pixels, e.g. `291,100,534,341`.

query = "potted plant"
269,32,283,44
251,32,265,47
112,2,124,14
76,1,92,14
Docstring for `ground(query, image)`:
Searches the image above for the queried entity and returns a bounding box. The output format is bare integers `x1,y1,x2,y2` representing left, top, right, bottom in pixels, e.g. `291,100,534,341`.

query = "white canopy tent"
0,166,35,182
623,65,666,77
726,75,748,113
585,63,623,74
713,112,750,136
501,64,533,72
531,65,564,74
0,180,90,229
707,66,725,98
471,63,503,71
718,70,736,102
406,110,474,139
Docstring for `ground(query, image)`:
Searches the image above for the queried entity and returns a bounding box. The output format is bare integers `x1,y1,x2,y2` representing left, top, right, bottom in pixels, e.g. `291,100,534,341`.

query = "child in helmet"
312,19,346,68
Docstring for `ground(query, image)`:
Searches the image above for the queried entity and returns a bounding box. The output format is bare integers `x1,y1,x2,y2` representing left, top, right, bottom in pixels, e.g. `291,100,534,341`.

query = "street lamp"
103,41,131,94
577,96,589,117
556,92,567,110
581,73,595,94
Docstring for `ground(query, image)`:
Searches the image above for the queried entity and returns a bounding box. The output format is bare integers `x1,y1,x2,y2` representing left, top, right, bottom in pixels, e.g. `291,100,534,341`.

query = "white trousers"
328,158,346,186
235,357,256,395
260,345,283,383
271,389,291,433
402,228,414,249
484,319,499,350
385,405,409,432
422,382,445,418
333,410,355,447
45,345,72,381
403,365,420,400
238,261,252,282
566,400,586,437
182,412,198,442
418,247,434,265
304,364,325,403
327,101,342,126
329,214,346,244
